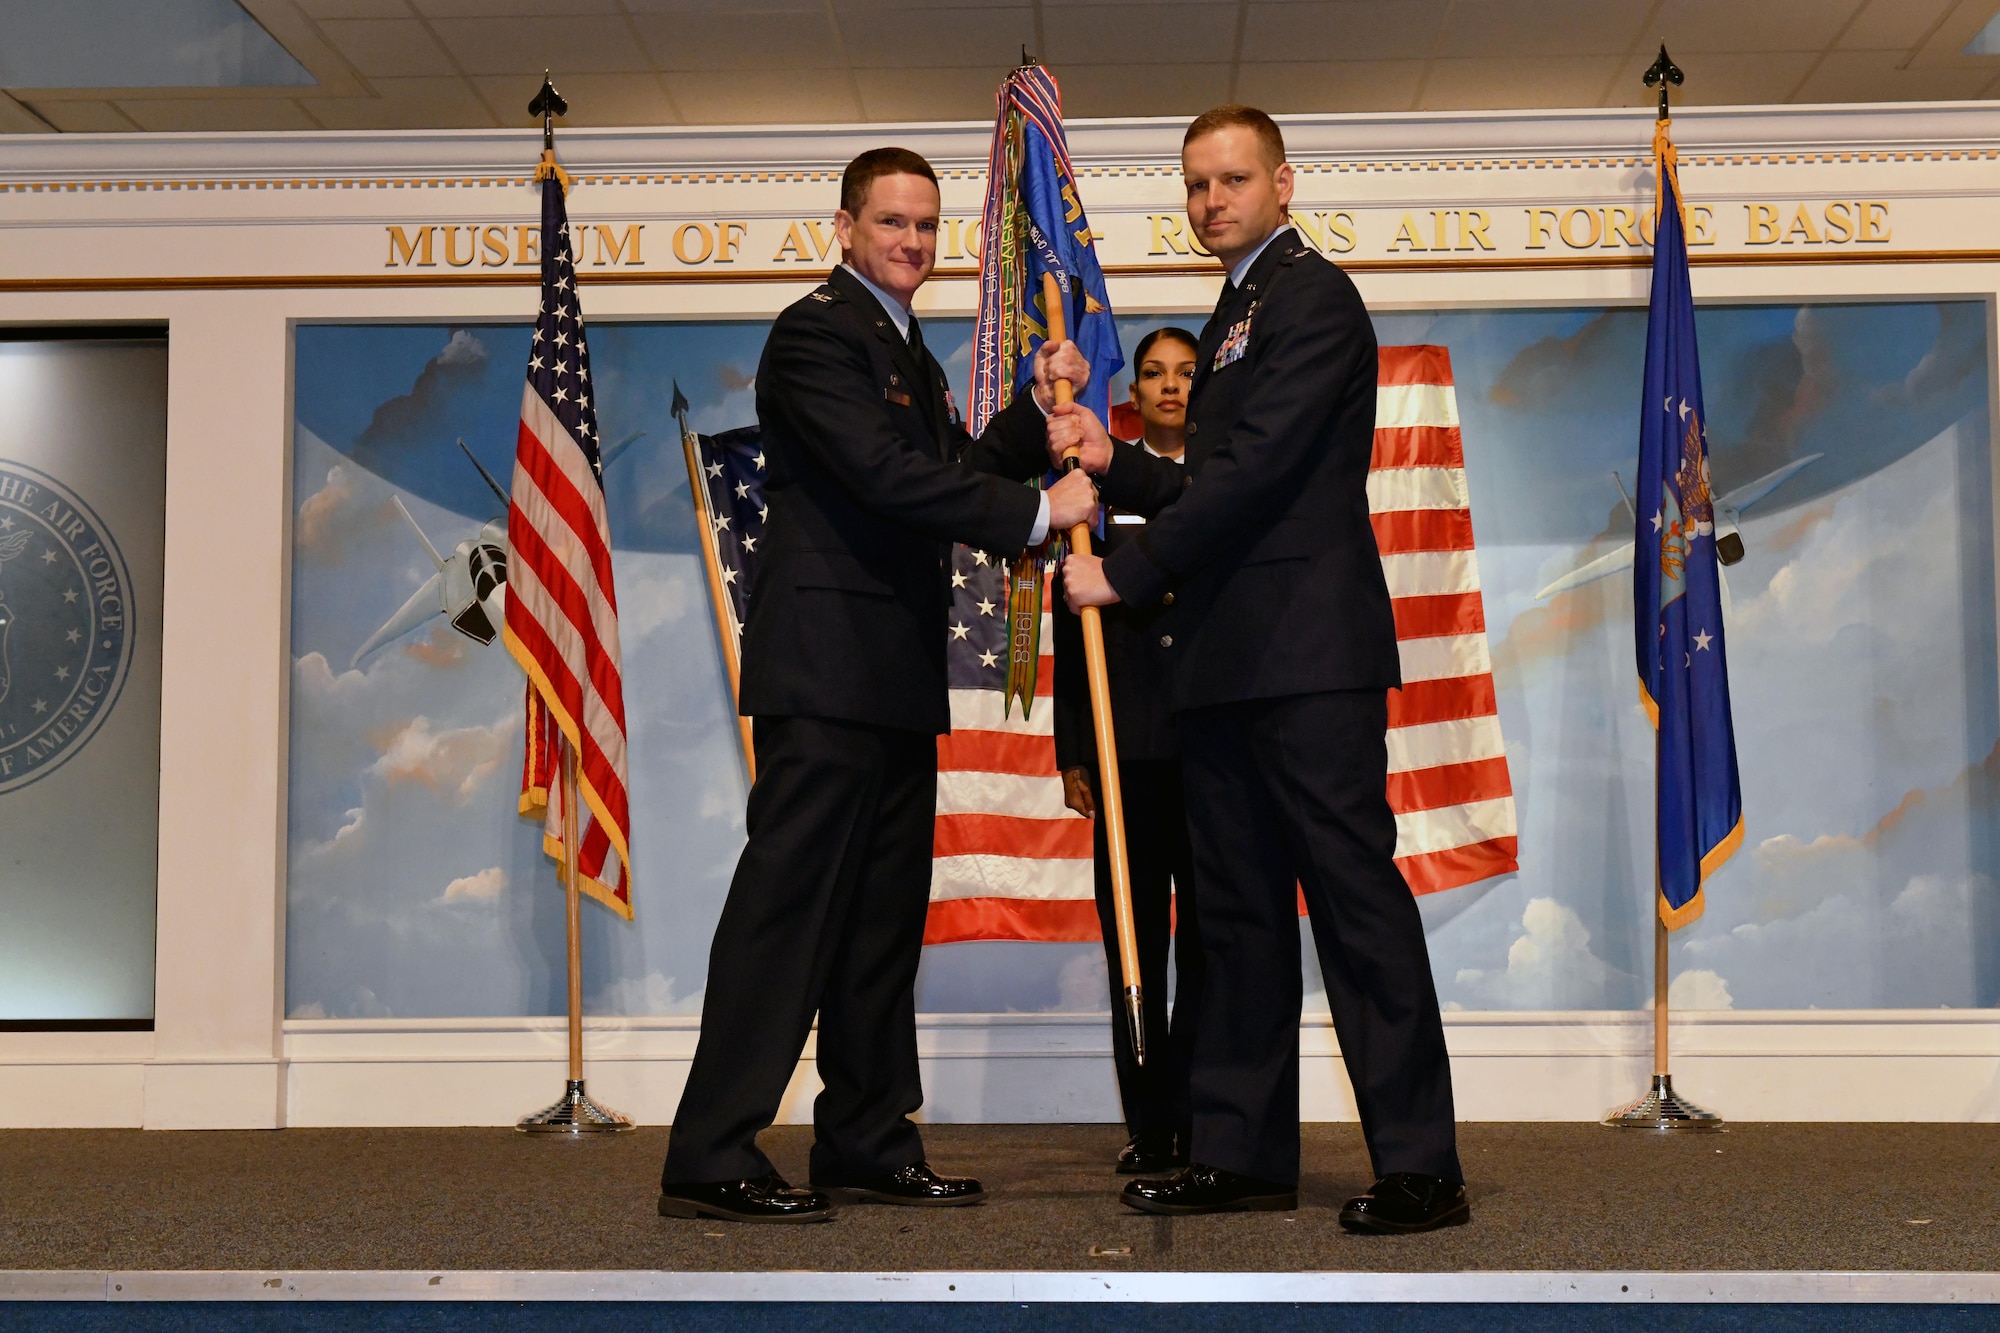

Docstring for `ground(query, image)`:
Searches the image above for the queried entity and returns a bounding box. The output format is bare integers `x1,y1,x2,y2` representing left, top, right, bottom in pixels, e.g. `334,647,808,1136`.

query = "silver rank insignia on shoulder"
807,290,833,303
1213,300,1258,371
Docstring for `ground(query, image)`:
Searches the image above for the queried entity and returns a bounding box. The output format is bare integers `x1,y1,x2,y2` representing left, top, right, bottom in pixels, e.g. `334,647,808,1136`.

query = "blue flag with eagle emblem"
1633,120,1744,930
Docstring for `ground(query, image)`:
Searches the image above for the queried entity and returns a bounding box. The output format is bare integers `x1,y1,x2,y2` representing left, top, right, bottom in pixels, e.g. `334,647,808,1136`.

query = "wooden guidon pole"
1043,273,1146,1067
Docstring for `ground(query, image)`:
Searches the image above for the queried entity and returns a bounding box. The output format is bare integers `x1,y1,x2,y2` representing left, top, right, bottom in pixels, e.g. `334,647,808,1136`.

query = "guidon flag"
969,62,1123,717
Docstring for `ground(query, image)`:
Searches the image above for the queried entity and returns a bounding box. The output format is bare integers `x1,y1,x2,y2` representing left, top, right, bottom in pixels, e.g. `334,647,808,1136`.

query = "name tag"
1111,513,1146,525
1212,302,1257,372
885,388,913,407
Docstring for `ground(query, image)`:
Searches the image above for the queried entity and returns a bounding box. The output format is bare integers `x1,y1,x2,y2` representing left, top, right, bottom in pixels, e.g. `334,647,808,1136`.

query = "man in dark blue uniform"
1053,326,1205,1176
1053,108,1467,1233
660,147,1099,1225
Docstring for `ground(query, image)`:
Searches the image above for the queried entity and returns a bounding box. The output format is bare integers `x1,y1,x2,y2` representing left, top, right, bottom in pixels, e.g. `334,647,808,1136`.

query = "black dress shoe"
658,1172,833,1224
1338,1173,1470,1234
815,1161,985,1207
1120,1163,1297,1215
1116,1134,1187,1175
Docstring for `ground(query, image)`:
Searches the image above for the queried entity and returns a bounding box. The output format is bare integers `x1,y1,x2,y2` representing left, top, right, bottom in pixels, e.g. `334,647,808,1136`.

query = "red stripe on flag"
938,729,1057,776
1391,592,1486,641
924,895,1102,944
1398,836,1520,895
507,516,627,723
1370,425,1464,471
1388,755,1515,815
516,421,619,607
1371,508,1475,555
1376,344,1454,387
503,602,631,823
934,813,1093,859
1387,673,1498,728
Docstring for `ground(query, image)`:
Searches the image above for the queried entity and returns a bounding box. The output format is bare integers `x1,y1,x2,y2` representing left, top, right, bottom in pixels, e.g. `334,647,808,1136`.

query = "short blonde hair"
1184,105,1286,168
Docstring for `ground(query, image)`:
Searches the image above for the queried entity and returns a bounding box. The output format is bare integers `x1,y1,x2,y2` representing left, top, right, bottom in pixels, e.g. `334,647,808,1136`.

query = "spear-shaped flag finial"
1644,44,1683,122
529,70,567,150
670,380,690,420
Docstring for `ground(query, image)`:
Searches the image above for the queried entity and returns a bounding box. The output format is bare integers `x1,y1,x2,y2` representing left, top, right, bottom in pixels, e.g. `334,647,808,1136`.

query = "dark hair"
1133,326,1199,366
840,147,939,217
1183,105,1286,169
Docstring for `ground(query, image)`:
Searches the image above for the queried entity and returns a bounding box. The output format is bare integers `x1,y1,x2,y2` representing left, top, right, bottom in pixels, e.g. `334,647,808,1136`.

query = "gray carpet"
2,1123,1995,1273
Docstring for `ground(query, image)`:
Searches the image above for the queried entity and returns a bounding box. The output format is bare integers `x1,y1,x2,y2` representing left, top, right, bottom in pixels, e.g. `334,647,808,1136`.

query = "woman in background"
1053,326,1205,1174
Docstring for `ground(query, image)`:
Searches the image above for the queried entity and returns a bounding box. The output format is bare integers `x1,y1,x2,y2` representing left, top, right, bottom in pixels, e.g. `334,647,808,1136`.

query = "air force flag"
1633,121,1744,929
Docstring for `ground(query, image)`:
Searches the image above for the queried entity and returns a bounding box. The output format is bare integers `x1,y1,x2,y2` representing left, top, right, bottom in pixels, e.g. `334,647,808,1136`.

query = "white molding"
5,1268,1998,1304
8,1010,1990,1129
246,1010,2000,1129
2,102,1999,181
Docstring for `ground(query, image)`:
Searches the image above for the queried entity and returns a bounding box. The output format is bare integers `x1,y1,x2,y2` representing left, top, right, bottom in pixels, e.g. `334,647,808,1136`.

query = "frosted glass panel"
0,335,167,1022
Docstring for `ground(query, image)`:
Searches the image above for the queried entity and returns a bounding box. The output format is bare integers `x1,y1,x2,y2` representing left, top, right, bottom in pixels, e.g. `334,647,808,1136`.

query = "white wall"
2,103,1998,1127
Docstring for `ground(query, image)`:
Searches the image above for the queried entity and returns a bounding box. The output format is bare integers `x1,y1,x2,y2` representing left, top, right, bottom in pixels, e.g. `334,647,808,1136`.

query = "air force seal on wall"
0,460,135,794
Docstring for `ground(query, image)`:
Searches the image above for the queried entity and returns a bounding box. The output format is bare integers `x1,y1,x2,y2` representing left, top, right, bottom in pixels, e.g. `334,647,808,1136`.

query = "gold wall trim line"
3,248,1999,294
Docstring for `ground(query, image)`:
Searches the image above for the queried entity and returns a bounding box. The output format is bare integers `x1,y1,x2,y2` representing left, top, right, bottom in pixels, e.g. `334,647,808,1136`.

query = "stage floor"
3,1121,1997,1276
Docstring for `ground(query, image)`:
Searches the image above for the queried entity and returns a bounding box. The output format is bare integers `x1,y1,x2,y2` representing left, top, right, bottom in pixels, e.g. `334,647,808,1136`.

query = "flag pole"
514,72,631,1134
1604,46,1719,1132
1045,273,1145,1067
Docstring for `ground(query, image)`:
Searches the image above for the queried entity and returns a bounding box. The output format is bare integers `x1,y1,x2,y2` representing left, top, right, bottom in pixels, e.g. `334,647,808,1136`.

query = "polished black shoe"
1338,1173,1470,1234
1120,1163,1296,1215
657,1173,833,1224
1115,1133,1187,1175
815,1161,985,1207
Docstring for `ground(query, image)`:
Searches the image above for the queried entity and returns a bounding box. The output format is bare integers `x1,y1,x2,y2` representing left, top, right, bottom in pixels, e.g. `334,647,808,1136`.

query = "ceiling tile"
660,68,862,122
836,9,1035,69
1048,61,1232,117
411,0,622,14
429,16,651,75
1433,0,1652,58
853,65,1019,120
1416,55,1627,110
1655,0,1869,53
631,10,847,72
308,75,499,128
1237,59,1424,112
629,0,825,10
1792,49,2000,101
113,98,322,131
470,72,682,125
291,0,415,17
1240,2,1450,64
24,99,139,133
1601,51,1819,106
1043,4,1243,65
317,19,455,79
1838,0,1962,51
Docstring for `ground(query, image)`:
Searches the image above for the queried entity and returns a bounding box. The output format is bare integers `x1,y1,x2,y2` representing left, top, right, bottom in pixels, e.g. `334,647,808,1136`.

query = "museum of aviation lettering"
383,202,1893,269
0,461,134,793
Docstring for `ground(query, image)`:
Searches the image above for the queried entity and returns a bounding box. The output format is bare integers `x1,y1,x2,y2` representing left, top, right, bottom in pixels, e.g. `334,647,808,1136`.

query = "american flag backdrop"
1370,344,1519,894
686,342,1517,943
503,167,634,919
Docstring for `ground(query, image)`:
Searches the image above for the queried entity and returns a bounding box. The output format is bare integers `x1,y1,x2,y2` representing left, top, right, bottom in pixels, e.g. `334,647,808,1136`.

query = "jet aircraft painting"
1534,454,1821,601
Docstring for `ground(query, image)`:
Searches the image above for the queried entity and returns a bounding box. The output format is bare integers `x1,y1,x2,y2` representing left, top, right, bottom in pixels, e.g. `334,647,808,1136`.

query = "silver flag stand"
1604,915,1722,1131
518,742,633,1135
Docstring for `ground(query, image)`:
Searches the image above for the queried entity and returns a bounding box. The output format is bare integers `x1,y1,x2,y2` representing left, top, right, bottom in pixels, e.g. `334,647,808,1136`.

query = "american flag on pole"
689,345,1517,942
502,163,634,919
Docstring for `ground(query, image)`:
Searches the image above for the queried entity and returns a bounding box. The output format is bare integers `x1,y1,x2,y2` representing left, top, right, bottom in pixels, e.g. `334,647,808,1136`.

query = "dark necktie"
906,312,927,365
